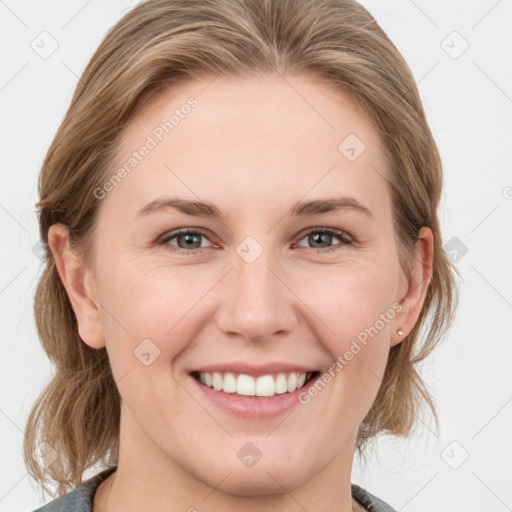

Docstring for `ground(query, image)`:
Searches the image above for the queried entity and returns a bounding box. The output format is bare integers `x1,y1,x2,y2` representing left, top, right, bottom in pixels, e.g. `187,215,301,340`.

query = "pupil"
311,232,331,248
180,233,201,249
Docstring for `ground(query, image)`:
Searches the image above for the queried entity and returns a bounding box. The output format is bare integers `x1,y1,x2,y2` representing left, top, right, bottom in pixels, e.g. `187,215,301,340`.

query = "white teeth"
223,372,237,393
255,375,274,396
274,373,288,394
287,373,297,392
195,371,313,397
237,374,256,396
212,372,223,391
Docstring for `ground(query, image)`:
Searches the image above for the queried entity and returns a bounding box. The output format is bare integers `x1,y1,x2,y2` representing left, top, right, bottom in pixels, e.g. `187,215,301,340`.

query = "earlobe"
391,226,434,347
390,327,405,348
47,224,105,349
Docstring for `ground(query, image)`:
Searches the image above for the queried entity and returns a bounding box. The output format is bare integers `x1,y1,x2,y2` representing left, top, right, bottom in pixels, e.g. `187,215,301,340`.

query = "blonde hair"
25,0,460,497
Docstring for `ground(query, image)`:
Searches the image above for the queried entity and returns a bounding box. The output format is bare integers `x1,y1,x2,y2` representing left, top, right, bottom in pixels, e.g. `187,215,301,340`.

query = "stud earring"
397,329,404,336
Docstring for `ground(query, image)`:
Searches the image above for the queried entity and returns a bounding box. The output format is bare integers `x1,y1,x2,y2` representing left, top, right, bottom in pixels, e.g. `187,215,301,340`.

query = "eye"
295,227,353,252
159,227,353,256
160,228,214,255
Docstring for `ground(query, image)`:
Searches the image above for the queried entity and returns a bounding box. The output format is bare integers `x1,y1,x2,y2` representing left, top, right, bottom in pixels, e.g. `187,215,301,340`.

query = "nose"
215,247,299,343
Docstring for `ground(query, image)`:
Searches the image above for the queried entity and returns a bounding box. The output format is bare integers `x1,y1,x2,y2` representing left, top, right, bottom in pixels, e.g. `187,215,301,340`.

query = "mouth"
190,370,321,398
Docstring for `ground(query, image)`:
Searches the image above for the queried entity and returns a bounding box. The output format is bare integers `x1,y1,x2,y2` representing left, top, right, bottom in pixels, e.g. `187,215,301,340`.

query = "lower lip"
189,373,321,419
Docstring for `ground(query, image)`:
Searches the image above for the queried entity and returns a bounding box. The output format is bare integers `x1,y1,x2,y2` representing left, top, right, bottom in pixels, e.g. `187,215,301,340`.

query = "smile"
191,371,320,397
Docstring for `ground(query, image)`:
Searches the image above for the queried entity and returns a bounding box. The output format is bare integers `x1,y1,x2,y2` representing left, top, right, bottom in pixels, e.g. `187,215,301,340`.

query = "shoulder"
351,483,398,512
29,467,117,512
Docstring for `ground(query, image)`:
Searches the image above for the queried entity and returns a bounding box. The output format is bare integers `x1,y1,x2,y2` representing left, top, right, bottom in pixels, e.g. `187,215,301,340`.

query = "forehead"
106,73,391,218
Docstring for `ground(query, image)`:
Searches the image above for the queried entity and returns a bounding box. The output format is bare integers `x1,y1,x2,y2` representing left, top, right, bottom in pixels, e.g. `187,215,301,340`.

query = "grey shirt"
30,466,397,512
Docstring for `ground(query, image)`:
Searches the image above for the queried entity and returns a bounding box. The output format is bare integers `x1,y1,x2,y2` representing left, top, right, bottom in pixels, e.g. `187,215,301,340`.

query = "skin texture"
49,74,433,512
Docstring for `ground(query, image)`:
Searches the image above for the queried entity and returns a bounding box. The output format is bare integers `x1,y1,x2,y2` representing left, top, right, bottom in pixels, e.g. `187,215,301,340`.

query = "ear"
390,226,434,347
47,223,105,349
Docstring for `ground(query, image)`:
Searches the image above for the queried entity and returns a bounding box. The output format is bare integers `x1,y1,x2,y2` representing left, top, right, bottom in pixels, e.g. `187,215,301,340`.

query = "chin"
214,469,306,497
199,454,315,497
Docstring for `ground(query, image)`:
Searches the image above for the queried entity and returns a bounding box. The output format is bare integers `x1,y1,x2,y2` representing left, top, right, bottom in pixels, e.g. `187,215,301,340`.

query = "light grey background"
1,1,511,511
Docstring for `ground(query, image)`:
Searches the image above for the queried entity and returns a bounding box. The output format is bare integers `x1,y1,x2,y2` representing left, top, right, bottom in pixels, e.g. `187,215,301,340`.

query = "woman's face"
53,74,431,496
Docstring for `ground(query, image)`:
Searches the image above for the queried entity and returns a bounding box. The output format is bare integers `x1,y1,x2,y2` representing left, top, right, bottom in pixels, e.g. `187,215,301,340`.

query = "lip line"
189,371,323,418
189,361,320,377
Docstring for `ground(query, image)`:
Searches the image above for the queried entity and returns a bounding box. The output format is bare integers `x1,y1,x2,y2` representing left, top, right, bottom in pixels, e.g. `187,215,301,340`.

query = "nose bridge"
216,239,297,341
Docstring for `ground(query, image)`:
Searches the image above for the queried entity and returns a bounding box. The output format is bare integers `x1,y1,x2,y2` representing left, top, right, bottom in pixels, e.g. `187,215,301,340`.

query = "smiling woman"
24,1,459,511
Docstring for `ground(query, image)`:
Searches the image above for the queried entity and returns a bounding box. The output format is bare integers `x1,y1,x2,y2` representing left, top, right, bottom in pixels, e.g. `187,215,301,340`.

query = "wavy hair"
24,0,460,497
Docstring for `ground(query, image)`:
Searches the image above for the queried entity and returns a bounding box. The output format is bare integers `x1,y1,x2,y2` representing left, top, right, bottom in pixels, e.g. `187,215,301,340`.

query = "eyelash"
159,227,353,256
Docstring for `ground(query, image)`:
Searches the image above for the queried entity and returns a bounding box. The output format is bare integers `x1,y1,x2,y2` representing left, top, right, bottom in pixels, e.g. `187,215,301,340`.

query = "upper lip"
190,361,319,377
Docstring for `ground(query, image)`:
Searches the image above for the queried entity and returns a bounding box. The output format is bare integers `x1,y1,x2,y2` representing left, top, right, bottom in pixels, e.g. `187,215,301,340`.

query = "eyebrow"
136,194,373,220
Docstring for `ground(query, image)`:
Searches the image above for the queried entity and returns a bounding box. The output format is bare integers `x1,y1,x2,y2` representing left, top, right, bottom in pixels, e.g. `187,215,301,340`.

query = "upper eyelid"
159,227,211,243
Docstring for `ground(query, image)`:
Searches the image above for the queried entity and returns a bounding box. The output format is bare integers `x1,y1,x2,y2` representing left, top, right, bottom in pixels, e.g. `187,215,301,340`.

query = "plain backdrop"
1,1,511,511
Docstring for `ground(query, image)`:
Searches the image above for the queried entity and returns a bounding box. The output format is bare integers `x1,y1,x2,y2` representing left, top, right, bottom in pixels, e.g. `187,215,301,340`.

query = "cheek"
98,252,179,323
305,259,398,343
299,260,398,413
96,257,217,369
